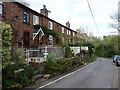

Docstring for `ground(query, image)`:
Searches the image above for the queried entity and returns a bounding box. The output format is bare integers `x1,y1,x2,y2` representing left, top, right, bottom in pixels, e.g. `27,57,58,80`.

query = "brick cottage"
0,1,77,48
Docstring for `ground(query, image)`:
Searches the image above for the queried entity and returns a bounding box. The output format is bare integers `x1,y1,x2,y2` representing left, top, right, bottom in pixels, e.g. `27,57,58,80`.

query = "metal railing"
25,46,65,63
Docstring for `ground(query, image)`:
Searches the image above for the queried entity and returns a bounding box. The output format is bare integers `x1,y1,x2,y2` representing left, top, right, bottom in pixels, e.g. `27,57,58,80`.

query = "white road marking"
34,61,96,90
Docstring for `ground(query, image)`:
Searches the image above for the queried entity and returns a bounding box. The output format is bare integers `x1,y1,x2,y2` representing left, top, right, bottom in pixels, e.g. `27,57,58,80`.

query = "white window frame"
67,30,69,35
48,21,53,30
69,30,71,35
62,27,64,33
49,35,53,45
0,2,2,15
73,32,75,36
23,12,30,23
33,15,39,25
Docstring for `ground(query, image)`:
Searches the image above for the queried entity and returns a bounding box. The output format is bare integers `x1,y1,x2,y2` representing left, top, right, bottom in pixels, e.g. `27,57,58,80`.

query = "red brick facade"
1,2,77,48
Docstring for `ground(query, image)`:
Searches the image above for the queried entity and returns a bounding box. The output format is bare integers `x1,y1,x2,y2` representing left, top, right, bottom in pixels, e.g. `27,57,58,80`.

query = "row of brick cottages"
0,1,77,48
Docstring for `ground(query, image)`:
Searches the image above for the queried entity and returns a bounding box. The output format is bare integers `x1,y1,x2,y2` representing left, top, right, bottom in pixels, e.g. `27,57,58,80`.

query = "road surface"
35,58,118,89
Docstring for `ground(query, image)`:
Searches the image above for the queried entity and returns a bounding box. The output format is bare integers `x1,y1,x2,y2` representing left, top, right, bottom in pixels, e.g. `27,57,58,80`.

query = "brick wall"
2,2,77,48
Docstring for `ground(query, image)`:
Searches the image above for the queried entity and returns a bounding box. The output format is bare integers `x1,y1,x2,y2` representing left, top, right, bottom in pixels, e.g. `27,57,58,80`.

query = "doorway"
23,32,30,49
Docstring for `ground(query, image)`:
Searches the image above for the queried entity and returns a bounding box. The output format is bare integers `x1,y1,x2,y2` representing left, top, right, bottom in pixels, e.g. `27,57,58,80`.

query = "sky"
26,0,119,37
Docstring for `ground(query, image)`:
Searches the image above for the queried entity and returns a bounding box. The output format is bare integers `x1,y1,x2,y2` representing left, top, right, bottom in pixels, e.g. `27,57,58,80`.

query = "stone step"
33,74,43,81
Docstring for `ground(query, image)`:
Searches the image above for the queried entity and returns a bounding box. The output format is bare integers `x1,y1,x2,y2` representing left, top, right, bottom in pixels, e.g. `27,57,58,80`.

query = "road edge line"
34,61,96,90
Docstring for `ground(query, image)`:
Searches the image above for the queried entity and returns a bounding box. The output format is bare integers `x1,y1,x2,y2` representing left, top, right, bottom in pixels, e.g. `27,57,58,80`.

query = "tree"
82,42,94,58
59,33,72,46
110,12,120,54
1,22,12,69
110,12,119,29
94,35,119,57
76,28,89,44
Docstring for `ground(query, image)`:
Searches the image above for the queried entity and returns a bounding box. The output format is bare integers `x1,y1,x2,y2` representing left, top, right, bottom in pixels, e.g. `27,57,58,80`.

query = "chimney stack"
40,5,51,17
66,21,70,28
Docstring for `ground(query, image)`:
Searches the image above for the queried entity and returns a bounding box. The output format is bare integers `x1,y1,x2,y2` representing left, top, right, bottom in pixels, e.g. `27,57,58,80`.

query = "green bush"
3,80,17,88
2,64,35,88
17,65,35,86
83,57,96,63
44,56,96,79
44,57,73,77
1,22,12,69
65,46,74,58
44,57,60,77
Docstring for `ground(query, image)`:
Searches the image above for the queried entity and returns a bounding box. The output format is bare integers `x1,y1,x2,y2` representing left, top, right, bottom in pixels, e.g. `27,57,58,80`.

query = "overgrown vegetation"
94,35,119,58
2,22,35,88
2,64,35,88
44,56,96,78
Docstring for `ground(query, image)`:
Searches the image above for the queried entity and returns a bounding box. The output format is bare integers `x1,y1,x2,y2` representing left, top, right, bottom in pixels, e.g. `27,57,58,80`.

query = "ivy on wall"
34,24,57,37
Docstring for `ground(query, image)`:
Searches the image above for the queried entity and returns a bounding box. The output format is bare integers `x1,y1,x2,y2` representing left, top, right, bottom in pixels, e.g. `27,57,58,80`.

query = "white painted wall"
70,46,88,55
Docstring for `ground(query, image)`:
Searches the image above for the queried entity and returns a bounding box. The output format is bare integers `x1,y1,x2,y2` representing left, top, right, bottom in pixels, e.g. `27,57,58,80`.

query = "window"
48,21,53,30
69,31,71,35
33,15,39,25
67,30,69,35
62,27,64,33
73,32,75,36
23,12,30,23
0,2,2,15
49,35,53,45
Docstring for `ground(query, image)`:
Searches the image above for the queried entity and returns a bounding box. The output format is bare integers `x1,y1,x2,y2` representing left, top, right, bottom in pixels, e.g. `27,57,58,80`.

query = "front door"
23,32,30,49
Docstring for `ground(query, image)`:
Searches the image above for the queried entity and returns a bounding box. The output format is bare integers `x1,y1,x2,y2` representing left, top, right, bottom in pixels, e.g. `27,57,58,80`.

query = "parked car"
115,56,120,66
113,55,118,63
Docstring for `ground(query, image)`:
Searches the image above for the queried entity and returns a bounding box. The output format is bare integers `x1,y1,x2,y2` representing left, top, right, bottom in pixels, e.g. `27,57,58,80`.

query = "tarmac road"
34,58,118,89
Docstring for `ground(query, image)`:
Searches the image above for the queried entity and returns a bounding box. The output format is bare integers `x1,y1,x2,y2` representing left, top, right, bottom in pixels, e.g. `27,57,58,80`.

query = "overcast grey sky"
26,0,119,37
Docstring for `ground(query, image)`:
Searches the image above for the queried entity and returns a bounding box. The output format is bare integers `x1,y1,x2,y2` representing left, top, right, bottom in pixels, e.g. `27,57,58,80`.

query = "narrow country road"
35,58,118,89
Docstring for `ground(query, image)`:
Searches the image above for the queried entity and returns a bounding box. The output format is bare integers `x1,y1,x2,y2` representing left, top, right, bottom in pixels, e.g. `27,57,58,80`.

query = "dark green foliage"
33,24,41,28
2,80,17,88
23,65,35,80
94,35,120,57
83,57,96,63
118,35,120,54
44,57,73,77
82,42,94,58
44,56,96,78
2,64,35,88
65,46,74,58
95,43,117,58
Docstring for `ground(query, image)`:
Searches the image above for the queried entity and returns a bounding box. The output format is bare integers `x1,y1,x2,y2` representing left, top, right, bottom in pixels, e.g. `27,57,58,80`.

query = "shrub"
44,56,96,79
2,64,35,88
1,22,12,69
44,57,73,77
65,46,74,58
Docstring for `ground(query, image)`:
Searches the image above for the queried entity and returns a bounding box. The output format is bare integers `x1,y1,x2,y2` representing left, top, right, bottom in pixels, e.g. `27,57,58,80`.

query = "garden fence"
26,46,65,63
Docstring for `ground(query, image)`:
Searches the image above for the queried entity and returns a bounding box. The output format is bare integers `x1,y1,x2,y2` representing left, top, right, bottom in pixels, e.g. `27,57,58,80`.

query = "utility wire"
87,0,100,35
